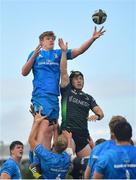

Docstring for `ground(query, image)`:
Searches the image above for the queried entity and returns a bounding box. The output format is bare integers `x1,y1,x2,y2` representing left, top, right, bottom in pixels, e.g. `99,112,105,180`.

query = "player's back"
88,139,116,178
40,151,71,179
96,144,136,179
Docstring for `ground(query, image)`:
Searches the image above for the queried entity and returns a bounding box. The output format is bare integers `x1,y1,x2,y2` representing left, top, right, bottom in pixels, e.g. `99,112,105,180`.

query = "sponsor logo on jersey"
69,96,90,107
38,60,59,66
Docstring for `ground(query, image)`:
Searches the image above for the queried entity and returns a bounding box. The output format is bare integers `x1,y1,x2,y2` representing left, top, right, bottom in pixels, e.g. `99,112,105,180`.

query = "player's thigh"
77,144,91,158
39,120,53,135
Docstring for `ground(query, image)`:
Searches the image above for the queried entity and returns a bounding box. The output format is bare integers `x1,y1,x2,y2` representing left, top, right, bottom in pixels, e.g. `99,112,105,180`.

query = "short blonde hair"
54,134,68,154
39,31,56,41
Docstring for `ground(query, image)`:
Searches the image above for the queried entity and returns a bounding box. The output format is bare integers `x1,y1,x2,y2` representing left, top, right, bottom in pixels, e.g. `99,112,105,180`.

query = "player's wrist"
62,49,67,53
96,114,101,120
91,36,96,41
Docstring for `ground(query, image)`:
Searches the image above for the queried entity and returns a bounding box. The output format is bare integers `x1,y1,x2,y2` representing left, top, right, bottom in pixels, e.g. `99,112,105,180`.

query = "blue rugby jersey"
88,140,115,178
0,158,21,179
34,144,71,179
95,145,136,179
28,49,72,97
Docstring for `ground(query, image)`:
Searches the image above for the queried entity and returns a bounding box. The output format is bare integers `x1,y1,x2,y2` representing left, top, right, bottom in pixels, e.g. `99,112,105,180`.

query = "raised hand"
58,38,68,51
92,26,106,40
34,109,46,123
62,130,72,140
33,44,41,57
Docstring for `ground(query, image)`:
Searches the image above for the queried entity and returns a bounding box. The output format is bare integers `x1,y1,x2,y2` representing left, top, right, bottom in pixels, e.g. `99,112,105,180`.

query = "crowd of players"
0,29,136,179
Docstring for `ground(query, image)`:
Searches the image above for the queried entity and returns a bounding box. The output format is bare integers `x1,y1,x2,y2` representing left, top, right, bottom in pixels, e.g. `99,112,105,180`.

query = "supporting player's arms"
59,38,69,88
28,111,45,150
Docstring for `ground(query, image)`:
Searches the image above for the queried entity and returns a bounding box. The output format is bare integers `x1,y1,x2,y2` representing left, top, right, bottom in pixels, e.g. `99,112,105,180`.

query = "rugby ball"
92,9,107,25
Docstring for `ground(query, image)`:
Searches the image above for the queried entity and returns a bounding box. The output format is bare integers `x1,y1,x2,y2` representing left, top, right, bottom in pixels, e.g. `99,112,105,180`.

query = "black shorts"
71,130,90,153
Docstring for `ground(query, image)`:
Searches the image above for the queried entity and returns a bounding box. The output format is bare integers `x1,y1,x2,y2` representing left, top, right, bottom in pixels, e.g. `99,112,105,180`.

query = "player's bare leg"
76,144,91,158
37,119,53,149
52,122,59,145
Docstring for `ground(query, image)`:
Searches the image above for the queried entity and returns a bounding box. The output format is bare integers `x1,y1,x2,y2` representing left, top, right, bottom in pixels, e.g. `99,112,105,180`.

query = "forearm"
93,106,104,120
60,50,69,87
77,36,96,54
93,172,103,179
22,55,36,76
67,137,72,149
84,166,91,179
60,50,67,74
95,110,104,120
28,121,39,150
66,137,75,161
71,36,96,58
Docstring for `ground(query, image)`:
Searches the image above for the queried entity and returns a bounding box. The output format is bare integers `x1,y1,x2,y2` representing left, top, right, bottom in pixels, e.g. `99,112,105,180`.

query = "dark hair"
113,121,132,141
69,71,84,85
95,138,106,146
10,141,24,153
70,157,89,179
109,115,127,133
39,31,56,41
130,139,134,145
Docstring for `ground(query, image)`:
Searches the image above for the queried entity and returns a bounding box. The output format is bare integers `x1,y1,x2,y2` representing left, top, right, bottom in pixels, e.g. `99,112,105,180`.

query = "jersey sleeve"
27,51,34,61
66,49,72,60
0,161,16,178
60,83,71,95
89,96,98,110
34,144,52,161
94,153,109,175
88,152,94,168
56,49,72,60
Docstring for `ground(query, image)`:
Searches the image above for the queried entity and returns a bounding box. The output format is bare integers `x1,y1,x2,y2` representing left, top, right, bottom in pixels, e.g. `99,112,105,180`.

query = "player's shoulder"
2,158,16,168
53,49,61,55
82,91,95,101
81,91,90,98
92,140,115,154
60,83,71,92
118,144,136,153
62,151,71,162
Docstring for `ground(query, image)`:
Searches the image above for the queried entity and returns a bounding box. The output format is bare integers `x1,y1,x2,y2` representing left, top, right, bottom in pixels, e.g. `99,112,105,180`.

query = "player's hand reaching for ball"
92,26,106,40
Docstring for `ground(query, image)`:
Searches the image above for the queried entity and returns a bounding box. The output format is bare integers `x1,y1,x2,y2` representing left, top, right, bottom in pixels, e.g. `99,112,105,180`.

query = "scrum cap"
69,71,84,84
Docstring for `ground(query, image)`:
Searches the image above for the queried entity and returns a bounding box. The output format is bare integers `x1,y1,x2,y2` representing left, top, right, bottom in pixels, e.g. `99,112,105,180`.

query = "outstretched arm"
22,44,41,76
59,38,70,88
71,26,105,59
28,111,45,150
62,130,76,160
